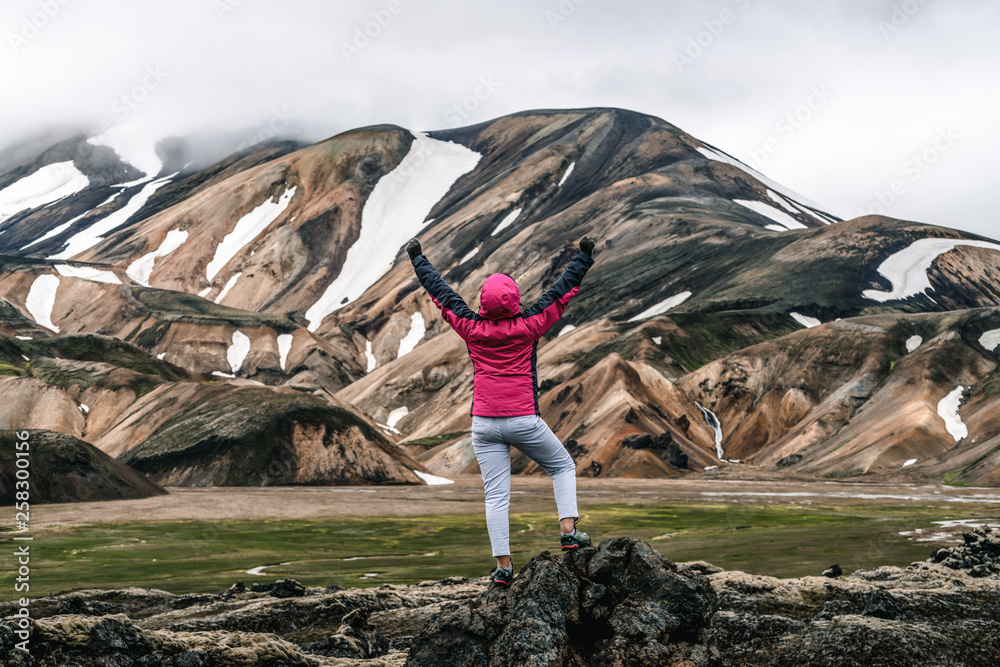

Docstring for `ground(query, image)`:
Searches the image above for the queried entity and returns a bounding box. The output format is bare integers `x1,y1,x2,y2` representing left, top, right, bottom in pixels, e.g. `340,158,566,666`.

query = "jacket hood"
479,273,521,320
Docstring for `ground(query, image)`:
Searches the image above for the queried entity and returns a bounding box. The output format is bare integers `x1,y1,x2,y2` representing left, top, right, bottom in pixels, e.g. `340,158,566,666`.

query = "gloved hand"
406,238,422,260
579,236,596,256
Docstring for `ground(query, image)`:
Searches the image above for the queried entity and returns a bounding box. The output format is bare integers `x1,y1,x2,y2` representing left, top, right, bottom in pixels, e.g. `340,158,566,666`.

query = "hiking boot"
561,528,591,550
489,565,513,587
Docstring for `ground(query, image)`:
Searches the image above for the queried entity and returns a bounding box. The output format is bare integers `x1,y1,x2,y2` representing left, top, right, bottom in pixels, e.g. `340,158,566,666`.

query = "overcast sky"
2,0,997,238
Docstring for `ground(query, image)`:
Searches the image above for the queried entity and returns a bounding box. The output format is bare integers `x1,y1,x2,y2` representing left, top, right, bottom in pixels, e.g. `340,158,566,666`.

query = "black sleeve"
522,251,594,318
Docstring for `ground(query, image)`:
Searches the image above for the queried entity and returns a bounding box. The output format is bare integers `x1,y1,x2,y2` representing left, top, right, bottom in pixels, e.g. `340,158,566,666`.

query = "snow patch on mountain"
215,272,241,304
365,339,377,373
559,324,576,337
25,274,60,332
49,174,175,260
0,162,90,223
397,312,426,358
414,469,455,486
491,207,522,237
734,199,807,231
628,292,692,321
937,386,968,442
697,145,833,216
905,335,923,353
206,187,295,281
54,264,122,284
977,329,1000,352
790,312,821,328
21,191,123,251
304,133,480,330
460,246,479,263
276,333,293,371
863,238,1000,302
386,406,409,429
126,229,189,286
558,162,575,186
227,330,251,373
88,126,162,181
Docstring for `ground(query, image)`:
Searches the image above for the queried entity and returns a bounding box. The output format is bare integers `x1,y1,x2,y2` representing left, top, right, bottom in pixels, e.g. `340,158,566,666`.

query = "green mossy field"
3,502,977,598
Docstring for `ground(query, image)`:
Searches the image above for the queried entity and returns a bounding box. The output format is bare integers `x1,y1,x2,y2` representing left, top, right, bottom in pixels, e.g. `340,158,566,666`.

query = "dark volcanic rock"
776,453,803,467
406,537,717,666
925,526,1000,577
622,432,689,469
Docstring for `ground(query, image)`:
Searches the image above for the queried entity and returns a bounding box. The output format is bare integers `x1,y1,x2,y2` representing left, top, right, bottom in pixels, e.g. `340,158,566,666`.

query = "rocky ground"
2,532,999,666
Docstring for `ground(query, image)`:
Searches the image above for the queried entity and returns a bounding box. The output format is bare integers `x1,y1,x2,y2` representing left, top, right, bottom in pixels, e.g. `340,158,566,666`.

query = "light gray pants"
472,414,579,557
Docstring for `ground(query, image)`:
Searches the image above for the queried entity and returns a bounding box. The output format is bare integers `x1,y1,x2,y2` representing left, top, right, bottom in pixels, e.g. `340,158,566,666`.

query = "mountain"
0,107,997,488
0,429,165,503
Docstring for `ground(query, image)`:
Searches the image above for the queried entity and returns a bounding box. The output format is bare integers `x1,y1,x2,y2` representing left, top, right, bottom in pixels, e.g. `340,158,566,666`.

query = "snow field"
558,324,576,337
414,470,455,486
905,335,923,353
365,339,377,373
276,333,294,371
54,264,121,284
126,229,189,286
397,312,426,358
88,127,163,182
21,191,122,251
734,199,807,231
305,132,481,331
215,273,242,304
25,274,61,332
206,187,295,281
789,312,821,328
937,386,968,443
979,329,1000,352
558,161,575,186
0,162,90,223
386,406,409,428
227,330,251,373
490,207,522,237
460,247,480,263
628,292,692,322
49,174,175,260
862,238,1000,302
696,145,833,215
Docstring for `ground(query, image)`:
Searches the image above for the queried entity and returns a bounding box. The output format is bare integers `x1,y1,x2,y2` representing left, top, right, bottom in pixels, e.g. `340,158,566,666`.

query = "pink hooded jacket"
411,250,594,416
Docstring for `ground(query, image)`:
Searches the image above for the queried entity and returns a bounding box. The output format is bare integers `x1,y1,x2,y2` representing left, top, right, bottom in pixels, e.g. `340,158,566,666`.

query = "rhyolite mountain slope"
0,107,998,486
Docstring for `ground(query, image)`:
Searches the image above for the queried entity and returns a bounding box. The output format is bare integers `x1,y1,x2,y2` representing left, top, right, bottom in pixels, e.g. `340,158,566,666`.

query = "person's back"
407,236,596,586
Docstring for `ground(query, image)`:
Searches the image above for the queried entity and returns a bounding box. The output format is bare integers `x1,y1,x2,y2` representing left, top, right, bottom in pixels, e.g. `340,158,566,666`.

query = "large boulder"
406,537,718,666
